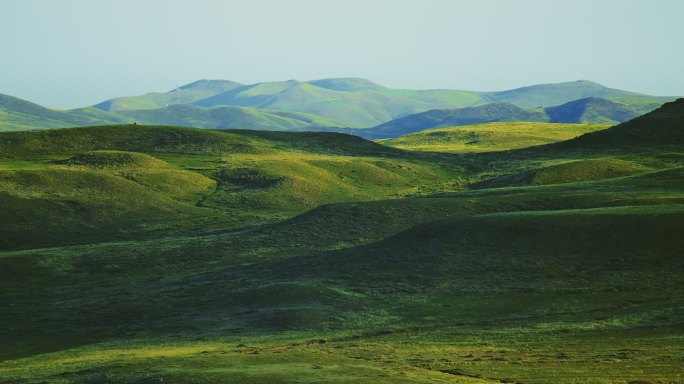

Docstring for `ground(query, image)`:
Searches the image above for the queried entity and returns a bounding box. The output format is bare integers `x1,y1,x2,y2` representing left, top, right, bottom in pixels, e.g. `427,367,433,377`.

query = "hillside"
1,90,683,384
0,93,119,131
1,94,348,132
0,125,458,249
193,78,661,128
1,79,672,132
379,122,611,153
363,103,549,139
544,97,640,124
116,104,348,130
192,79,486,127
483,79,644,108
554,97,684,149
93,79,244,111
364,97,662,139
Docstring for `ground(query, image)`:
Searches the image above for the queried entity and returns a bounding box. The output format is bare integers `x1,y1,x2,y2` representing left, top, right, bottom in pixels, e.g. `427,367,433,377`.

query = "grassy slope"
193,79,489,127
1,181,682,382
1,100,683,383
117,104,349,130
379,122,611,153
93,79,244,111
70,104,350,131
362,103,549,139
0,93,119,131
194,78,663,128
1,92,349,132
485,79,645,108
0,125,462,250
363,97,666,140
474,158,653,188
556,98,684,149
544,96,641,124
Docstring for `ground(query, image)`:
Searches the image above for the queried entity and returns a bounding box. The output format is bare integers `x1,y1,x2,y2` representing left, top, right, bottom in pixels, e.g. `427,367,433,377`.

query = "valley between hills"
0,80,683,383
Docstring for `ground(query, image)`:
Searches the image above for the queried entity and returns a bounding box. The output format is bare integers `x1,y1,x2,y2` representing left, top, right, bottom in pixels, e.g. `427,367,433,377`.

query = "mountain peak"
574,79,606,87
179,79,243,91
308,77,382,92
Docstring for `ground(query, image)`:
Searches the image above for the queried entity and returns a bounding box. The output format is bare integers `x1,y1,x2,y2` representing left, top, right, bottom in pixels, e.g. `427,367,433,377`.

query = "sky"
2,0,683,109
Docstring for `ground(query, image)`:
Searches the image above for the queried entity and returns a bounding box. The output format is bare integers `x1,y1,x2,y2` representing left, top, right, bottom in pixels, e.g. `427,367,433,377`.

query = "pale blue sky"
2,0,683,109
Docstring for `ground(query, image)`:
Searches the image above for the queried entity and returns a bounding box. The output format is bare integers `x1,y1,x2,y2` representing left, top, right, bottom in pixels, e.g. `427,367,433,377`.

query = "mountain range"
0,78,675,134
359,97,654,139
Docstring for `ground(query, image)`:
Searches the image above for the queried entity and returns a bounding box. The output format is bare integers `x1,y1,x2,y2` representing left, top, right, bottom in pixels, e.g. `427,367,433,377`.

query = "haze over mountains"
0,78,675,135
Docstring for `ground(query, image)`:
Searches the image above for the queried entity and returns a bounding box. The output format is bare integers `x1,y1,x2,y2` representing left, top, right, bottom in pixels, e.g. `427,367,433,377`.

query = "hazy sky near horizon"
3,0,683,109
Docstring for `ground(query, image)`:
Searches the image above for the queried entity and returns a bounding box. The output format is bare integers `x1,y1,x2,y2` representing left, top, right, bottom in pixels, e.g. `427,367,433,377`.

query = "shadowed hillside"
363,103,548,139
544,97,640,124
554,98,684,149
362,97,667,139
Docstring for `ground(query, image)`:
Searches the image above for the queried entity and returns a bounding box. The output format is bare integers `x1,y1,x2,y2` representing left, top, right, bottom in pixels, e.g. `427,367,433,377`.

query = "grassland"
1,101,683,383
0,125,462,250
378,122,611,153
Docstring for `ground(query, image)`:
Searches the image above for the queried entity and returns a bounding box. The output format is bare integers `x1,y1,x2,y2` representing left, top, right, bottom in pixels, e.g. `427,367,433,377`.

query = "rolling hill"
0,124,455,249
555,97,684,149
1,79,673,132
192,78,486,127
113,104,347,130
93,79,244,111
544,96,641,124
1,95,349,132
482,79,645,108
1,97,683,383
363,97,663,139
363,103,549,139
0,93,121,131
192,78,664,127
379,122,611,153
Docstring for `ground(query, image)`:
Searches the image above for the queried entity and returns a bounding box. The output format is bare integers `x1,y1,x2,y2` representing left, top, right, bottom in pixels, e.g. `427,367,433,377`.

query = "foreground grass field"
1,101,683,383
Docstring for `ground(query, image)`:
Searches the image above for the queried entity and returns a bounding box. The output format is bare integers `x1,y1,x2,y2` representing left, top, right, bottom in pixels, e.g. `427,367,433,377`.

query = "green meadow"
1,100,683,383
377,122,611,153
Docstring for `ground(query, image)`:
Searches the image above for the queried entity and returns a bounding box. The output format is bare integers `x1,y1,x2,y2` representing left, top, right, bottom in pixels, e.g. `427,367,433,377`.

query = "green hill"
307,77,384,91
116,104,348,130
379,122,611,153
483,79,645,108
553,98,684,150
363,103,549,139
2,171,682,382
1,94,349,132
475,158,653,188
193,78,660,128
0,93,118,131
192,79,483,127
2,79,672,132
0,125,459,249
1,92,683,383
544,97,640,124
363,97,664,139
93,79,243,111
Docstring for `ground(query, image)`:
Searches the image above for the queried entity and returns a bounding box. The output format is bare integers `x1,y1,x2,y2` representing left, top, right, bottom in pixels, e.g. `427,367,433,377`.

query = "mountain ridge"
360,97,663,139
0,79,675,132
